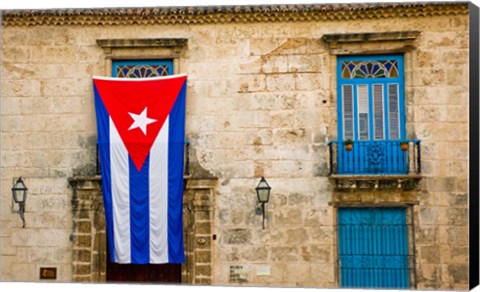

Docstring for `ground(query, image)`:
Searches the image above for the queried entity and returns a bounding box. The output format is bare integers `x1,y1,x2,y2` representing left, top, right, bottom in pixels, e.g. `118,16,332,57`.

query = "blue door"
337,55,407,174
337,207,410,289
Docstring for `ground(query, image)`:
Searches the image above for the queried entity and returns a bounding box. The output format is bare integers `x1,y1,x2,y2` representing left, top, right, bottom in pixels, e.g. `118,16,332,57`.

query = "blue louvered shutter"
388,84,400,140
342,85,354,140
373,84,385,140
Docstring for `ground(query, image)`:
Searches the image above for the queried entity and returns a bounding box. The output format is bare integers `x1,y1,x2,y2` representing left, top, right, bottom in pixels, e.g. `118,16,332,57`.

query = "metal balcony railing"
328,140,421,176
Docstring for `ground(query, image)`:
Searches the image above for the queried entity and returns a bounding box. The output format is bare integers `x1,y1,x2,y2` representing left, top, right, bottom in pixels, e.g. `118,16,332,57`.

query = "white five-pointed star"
128,107,157,135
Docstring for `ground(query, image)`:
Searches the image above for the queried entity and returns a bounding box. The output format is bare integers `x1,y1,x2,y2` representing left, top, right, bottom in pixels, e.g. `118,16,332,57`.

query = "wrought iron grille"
328,140,421,175
337,207,417,289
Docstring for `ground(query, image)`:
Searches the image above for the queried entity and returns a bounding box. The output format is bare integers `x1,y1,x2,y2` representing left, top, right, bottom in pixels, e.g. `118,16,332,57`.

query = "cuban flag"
93,74,187,264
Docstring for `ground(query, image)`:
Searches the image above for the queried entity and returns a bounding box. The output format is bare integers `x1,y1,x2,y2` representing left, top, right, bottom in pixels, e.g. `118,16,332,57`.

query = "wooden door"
107,262,181,283
106,247,181,283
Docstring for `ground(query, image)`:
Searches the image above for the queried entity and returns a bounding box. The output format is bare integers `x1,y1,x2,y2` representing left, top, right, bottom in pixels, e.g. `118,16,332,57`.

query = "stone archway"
68,176,217,284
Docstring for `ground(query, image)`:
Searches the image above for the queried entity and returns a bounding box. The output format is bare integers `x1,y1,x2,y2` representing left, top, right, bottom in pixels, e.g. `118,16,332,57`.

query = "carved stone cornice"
1,2,468,27
96,38,188,49
322,31,422,54
322,31,421,45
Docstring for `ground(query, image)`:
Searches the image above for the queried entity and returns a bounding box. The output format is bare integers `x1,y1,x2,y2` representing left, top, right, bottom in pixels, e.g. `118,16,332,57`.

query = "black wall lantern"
256,176,271,229
12,177,27,228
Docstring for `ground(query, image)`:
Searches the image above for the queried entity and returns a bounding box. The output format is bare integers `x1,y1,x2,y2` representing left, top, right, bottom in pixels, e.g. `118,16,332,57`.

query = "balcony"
328,140,422,190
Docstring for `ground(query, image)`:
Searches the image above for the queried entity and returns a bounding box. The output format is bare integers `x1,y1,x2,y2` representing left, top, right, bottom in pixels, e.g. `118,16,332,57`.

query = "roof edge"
1,2,469,26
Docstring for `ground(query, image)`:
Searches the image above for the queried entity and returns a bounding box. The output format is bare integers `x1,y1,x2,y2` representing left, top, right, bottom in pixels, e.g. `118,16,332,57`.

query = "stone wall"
0,3,469,289
69,177,105,282
0,177,73,281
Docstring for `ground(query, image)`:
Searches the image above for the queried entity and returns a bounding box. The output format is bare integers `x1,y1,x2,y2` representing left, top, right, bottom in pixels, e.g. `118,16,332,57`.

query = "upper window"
112,60,174,78
337,55,405,141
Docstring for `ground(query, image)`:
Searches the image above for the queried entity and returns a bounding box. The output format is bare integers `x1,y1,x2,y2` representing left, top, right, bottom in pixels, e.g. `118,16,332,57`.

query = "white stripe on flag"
149,117,169,263
110,118,131,263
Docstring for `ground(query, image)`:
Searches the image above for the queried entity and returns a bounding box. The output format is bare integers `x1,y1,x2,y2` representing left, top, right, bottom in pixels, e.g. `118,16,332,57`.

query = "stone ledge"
97,38,187,49
322,31,421,54
330,174,423,191
329,201,420,207
322,31,421,45
185,177,218,190
68,176,101,190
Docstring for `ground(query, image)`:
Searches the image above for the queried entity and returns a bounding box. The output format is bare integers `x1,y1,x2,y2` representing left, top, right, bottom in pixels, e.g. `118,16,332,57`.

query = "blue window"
338,207,411,289
112,60,174,78
338,55,405,141
336,55,408,174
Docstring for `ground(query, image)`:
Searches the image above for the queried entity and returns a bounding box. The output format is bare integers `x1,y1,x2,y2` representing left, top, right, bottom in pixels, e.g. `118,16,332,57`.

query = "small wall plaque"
256,265,271,276
40,267,57,280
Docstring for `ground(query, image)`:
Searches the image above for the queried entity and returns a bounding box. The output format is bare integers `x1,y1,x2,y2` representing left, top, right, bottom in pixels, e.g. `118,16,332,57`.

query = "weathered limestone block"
287,54,325,73
301,245,331,263
262,55,289,73
249,38,281,56
413,68,447,87
437,191,467,207
447,264,468,284
239,246,268,262
439,226,468,245
283,228,308,245
294,73,325,91
2,79,39,97
265,74,296,92
310,263,336,285
283,262,312,284
419,245,441,264
273,128,311,145
309,226,334,242
274,209,302,226
440,245,468,264
238,74,266,93
2,46,33,63
441,207,468,226
418,264,442,289
224,229,252,245
11,229,70,247
303,208,331,226
418,206,439,225
31,46,78,64
416,226,439,244
270,111,296,128
271,247,299,262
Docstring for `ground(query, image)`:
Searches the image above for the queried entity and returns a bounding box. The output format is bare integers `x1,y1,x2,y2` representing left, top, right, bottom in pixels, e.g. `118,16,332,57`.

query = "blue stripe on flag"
168,81,187,263
93,84,115,263
129,155,150,264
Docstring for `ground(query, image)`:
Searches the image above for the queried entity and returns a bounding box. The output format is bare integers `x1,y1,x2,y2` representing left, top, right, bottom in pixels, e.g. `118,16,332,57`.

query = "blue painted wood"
337,140,414,174
337,55,406,175
338,207,410,289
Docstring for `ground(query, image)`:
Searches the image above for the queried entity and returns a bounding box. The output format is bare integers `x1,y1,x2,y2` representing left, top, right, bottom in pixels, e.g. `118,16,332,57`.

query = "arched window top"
341,60,399,79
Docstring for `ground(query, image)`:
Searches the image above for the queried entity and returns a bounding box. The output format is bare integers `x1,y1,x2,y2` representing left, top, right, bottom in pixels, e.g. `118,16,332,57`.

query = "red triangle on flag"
93,75,187,171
